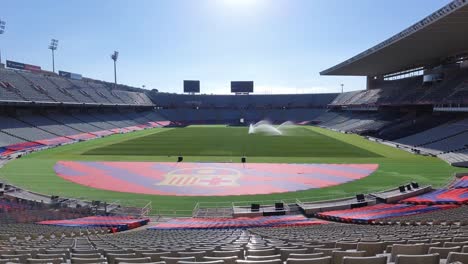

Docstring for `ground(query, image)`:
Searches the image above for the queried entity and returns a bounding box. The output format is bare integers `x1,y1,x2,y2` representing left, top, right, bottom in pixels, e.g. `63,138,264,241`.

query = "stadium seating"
154,108,328,124
453,177,468,189
395,118,468,147
0,110,169,157
0,68,153,105
1,46,468,264
0,206,467,263
39,216,150,232
0,196,92,224
0,130,25,147
19,71,76,102
402,189,468,205
418,132,468,153
313,109,468,165
315,204,459,224
0,66,164,158
148,92,337,109
47,113,111,133
313,176,468,224
0,69,51,102
150,215,327,230
377,205,468,225
438,149,468,166
328,70,468,107
17,114,82,137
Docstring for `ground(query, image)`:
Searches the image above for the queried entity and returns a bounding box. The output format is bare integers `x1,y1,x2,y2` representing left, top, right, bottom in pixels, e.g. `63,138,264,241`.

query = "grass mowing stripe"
0,126,464,215
85,127,380,158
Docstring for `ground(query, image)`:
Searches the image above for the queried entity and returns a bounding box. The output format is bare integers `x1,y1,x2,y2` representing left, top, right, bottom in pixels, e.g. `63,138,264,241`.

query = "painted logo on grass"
157,167,241,187
54,161,378,196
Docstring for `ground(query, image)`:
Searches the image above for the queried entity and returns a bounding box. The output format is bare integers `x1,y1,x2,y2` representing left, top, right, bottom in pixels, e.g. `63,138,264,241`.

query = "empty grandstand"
318,0,468,167
0,1,468,264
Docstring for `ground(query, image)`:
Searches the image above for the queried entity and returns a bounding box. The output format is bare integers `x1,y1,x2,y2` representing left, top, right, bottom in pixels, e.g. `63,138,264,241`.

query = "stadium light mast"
0,19,6,65
111,51,119,89
48,39,59,73
341,83,344,93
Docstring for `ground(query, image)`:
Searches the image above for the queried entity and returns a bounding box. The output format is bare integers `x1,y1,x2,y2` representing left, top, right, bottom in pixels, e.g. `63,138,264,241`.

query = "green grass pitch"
0,126,463,215
85,127,380,157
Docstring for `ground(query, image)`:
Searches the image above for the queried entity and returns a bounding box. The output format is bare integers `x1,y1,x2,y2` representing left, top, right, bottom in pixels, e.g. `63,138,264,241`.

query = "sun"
223,0,259,6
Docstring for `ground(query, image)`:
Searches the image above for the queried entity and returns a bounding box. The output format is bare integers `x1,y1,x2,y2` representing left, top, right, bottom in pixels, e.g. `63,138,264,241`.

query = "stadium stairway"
45,75,80,102
13,115,75,141
16,70,58,103
90,113,129,129
69,113,111,131
1,81,28,101
43,114,92,135
0,111,164,158
0,128,31,146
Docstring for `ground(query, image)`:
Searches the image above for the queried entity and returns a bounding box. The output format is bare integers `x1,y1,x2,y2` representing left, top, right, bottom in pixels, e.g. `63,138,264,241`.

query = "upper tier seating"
328,69,468,107
0,68,153,106
0,70,51,102
0,80,24,101
88,82,124,104
47,76,96,103
18,71,76,103
149,92,337,109
155,109,328,124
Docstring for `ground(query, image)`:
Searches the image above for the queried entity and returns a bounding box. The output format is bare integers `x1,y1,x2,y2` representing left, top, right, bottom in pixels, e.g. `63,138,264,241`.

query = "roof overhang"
321,0,468,76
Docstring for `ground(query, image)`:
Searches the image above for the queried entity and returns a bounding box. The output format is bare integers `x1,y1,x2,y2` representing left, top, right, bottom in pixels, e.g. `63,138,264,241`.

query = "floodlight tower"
0,19,6,65
341,83,344,94
48,39,59,73
111,51,119,89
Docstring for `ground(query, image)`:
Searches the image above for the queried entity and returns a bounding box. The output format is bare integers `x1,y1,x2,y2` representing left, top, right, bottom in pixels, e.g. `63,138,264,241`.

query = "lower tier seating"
402,189,468,205
38,216,150,232
0,110,169,157
0,223,467,264
150,215,327,230
315,204,459,224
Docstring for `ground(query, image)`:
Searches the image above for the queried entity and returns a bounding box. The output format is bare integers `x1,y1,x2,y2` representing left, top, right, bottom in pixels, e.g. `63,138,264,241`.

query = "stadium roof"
321,0,468,76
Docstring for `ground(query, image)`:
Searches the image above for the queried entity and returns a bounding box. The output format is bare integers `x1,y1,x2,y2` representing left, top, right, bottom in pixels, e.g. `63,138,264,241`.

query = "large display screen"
231,81,254,93
184,80,200,93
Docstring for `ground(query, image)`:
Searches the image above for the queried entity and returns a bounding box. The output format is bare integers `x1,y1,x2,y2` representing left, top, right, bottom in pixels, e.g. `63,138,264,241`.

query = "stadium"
0,1,467,264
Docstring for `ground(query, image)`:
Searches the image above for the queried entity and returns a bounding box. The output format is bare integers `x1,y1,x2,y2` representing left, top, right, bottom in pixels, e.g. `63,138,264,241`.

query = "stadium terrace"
0,1,467,264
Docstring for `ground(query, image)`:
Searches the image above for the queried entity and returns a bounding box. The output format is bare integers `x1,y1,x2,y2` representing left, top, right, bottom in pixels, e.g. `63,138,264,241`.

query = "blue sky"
0,0,451,94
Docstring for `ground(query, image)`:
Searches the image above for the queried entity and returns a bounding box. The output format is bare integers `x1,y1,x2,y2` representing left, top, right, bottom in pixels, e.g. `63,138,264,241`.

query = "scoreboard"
184,80,200,93
231,81,254,93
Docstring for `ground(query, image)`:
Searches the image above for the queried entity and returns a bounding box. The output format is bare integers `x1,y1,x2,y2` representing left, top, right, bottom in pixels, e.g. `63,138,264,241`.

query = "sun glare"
223,0,259,7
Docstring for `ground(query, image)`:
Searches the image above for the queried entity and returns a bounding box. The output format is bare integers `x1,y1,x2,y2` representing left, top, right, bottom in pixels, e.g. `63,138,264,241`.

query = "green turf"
0,126,464,216
85,127,380,157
